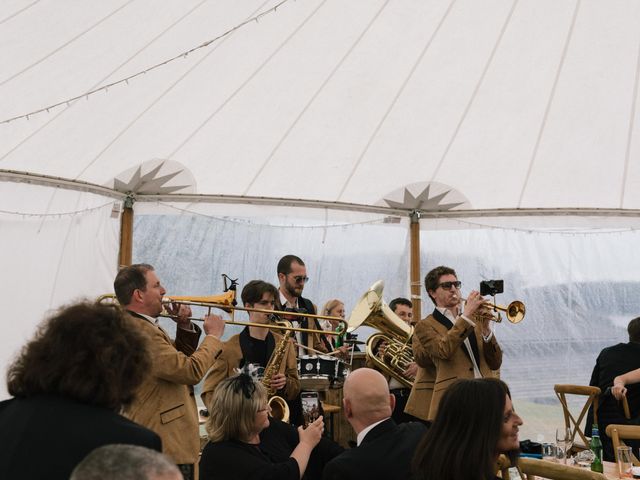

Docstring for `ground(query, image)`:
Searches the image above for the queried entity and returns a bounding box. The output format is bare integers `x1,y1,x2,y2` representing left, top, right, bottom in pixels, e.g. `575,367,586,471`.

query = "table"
517,458,620,479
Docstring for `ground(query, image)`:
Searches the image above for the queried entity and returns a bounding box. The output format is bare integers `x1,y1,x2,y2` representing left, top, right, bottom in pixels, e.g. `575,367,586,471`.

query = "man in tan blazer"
114,264,225,480
201,280,300,418
405,266,502,421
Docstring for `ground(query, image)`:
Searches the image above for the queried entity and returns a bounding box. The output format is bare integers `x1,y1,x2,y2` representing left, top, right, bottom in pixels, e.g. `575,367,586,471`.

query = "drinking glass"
542,443,557,462
617,446,633,478
556,427,572,464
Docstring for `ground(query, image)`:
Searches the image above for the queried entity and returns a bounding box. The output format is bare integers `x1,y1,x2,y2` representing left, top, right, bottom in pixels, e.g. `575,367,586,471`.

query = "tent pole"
118,195,135,267
409,210,422,321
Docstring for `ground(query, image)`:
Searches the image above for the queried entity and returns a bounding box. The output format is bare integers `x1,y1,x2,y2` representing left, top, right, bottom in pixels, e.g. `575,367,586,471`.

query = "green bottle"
590,424,603,473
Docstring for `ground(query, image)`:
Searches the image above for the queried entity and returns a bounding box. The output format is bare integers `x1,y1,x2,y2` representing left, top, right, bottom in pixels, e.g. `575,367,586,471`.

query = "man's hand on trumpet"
461,290,492,337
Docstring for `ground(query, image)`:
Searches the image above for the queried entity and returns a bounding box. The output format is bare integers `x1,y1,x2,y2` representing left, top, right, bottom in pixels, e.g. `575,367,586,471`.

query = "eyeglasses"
291,275,309,284
257,405,271,413
437,281,461,290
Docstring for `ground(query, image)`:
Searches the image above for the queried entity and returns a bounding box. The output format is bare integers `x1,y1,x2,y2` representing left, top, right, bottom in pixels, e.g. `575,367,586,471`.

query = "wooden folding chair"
519,457,608,480
554,384,601,452
605,424,640,466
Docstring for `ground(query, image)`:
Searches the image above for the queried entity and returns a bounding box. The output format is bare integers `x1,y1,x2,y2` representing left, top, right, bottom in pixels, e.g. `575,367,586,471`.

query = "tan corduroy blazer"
123,312,222,465
200,330,300,409
404,311,502,421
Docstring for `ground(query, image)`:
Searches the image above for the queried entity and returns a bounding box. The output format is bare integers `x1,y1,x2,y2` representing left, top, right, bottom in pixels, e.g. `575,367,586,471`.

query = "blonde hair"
322,299,344,316
205,374,268,443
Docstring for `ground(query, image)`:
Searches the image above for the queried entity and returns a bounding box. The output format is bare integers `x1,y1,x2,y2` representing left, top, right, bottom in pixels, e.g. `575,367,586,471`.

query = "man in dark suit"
586,316,640,461
322,368,427,480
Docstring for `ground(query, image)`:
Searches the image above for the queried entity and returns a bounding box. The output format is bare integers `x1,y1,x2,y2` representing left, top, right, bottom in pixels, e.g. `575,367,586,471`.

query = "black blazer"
586,342,640,460
0,394,161,480
322,418,427,480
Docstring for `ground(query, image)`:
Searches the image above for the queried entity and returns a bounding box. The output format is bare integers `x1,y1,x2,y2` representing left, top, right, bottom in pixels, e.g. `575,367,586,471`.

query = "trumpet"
96,292,348,335
459,295,525,324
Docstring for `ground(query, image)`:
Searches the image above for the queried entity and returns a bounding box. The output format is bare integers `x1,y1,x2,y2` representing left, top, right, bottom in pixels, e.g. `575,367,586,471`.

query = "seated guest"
587,316,640,461
412,378,522,480
0,302,161,480
200,374,324,480
322,368,427,480
70,444,181,480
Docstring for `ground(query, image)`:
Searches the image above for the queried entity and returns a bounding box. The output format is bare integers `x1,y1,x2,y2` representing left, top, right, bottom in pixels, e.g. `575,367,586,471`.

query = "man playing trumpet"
405,266,503,421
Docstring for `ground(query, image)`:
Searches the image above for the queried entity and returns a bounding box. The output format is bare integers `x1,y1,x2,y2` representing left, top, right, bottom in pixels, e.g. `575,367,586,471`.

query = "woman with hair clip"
412,378,523,480
200,374,325,480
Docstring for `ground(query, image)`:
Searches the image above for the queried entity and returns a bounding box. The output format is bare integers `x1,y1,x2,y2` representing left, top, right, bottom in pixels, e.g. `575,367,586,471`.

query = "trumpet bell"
504,300,525,324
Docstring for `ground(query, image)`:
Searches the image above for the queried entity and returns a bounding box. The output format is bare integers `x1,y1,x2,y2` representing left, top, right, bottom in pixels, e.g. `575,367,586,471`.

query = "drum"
318,355,338,377
299,355,321,377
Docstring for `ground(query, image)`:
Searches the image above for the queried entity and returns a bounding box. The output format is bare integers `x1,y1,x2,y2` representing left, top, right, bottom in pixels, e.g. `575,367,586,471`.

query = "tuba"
347,281,415,388
262,319,292,423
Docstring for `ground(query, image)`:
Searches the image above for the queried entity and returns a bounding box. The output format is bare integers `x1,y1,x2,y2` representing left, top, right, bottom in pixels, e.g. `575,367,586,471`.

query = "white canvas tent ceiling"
3,0,640,227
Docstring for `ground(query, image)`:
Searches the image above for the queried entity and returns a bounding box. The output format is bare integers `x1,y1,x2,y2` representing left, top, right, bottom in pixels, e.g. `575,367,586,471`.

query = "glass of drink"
617,446,633,478
556,427,572,464
542,443,557,462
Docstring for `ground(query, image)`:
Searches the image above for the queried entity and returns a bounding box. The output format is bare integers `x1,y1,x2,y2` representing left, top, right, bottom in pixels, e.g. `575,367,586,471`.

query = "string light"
1,0,293,125
0,201,116,218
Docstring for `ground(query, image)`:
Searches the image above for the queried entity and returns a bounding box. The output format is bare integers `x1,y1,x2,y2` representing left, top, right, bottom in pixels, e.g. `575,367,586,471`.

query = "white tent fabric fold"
3,0,640,441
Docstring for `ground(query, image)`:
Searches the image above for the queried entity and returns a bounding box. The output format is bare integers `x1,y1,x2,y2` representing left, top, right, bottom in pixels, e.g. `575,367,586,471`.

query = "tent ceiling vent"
108,159,196,195
380,182,471,212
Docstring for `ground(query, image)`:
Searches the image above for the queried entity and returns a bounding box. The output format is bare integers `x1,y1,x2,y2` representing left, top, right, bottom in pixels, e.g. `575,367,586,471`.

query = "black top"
200,439,299,480
0,394,161,480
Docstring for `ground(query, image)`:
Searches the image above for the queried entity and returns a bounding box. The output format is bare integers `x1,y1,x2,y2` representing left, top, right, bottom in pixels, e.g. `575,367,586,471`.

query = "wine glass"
556,427,572,464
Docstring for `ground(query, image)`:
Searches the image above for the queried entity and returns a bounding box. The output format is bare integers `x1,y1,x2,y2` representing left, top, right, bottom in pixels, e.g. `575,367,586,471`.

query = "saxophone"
262,319,293,423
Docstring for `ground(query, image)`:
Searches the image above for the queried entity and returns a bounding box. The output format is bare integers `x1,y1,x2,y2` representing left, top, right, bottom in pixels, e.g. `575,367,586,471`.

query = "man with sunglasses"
405,265,503,421
275,255,332,356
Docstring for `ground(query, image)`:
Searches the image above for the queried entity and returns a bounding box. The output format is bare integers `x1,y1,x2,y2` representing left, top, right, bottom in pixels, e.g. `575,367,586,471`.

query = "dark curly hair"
424,266,457,304
6,302,151,411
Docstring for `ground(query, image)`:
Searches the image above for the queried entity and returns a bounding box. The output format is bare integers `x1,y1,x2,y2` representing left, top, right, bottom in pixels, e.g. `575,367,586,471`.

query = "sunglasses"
437,281,462,290
291,275,309,284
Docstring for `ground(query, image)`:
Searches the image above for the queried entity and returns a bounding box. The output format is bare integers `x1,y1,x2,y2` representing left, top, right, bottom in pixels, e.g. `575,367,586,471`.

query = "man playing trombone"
114,264,225,480
200,280,301,421
405,266,502,421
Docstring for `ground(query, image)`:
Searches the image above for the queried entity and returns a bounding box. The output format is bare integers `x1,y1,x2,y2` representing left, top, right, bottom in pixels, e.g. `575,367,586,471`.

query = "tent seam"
0,1,209,167
243,0,390,196
0,0,40,26
0,0,136,87
620,25,640,208
336,0,457,202
429,0,519,183
517,0,581,208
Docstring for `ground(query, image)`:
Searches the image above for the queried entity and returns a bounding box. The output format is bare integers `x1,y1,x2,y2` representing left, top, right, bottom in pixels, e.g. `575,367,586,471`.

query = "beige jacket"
123,312,222,465
404,311,502,421
200,329,300,408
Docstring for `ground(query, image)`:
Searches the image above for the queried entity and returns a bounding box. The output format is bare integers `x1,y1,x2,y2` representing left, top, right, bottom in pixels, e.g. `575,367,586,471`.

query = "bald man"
321,368,427,480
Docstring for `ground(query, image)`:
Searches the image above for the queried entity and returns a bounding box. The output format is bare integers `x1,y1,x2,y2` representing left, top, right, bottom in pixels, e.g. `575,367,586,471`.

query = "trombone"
460,296,525,324
97,292,348,335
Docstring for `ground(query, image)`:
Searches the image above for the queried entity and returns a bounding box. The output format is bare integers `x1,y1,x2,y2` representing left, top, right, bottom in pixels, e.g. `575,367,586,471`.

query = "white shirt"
356,417,389,446
279,290,305,356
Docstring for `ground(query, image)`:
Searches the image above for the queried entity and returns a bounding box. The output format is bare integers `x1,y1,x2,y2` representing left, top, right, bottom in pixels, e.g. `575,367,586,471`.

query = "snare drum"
318,355,338,378
299,355,321,377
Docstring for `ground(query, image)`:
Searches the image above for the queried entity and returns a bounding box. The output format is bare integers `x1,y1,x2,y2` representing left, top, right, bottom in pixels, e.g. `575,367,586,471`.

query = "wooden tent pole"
118,195,135,267
409,210,422,321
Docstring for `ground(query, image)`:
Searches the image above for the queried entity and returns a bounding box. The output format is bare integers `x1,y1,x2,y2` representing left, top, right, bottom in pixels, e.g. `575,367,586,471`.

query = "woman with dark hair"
200,374,324,480
0,302,161,480
412,378,523,480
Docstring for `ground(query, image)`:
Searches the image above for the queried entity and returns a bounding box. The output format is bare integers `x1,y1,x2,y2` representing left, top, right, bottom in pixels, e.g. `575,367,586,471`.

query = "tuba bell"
347,281,415,388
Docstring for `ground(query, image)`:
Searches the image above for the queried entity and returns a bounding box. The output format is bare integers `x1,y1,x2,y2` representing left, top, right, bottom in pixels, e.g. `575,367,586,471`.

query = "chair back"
605,424,640,466
519,457,608,480
554,384,601,451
